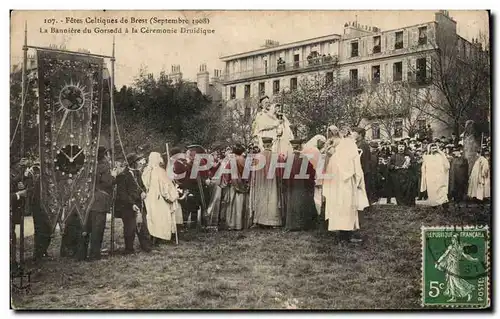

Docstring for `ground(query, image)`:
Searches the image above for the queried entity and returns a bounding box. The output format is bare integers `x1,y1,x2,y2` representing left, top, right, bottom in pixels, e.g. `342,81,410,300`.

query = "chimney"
197,63,210,95
169,64,183,83
211,69,222,84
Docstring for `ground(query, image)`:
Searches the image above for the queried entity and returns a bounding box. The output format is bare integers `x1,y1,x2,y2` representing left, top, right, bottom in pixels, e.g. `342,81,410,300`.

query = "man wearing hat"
79,147,117,261
115,153,151,254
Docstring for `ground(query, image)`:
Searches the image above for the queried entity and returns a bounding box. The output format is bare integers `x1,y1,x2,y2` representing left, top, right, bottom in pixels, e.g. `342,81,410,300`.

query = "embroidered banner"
37,50,104,230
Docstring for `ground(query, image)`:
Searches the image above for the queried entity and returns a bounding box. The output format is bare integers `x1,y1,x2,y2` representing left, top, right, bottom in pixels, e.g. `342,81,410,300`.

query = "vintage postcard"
9,10,491,310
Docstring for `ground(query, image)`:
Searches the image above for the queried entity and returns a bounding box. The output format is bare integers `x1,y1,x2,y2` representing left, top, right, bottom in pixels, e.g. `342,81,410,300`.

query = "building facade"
219,10,483,141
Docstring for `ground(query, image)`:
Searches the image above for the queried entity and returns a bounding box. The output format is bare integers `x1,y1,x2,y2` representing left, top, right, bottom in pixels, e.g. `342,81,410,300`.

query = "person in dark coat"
448,146,469,204
389,142,417,206
10,188,27,273
351,127,373,205
115,153,152,254
79,147,116,261
368,141,380,203
28,164,52,261
283,139,317,231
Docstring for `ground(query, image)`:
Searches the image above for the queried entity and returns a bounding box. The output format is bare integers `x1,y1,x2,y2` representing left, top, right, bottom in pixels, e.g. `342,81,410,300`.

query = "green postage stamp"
421,226,490,308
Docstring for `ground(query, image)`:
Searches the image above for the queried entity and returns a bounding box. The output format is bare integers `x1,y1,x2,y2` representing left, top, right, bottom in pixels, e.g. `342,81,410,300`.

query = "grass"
11,203,490,310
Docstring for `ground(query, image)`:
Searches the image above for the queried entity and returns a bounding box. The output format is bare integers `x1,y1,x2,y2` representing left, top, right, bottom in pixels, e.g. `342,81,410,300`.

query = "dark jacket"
90,160,114,213
115,167,145,218
357,139,372,175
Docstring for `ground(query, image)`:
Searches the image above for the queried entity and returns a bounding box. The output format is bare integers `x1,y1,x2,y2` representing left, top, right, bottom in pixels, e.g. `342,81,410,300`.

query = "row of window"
350,26,428,58
350,57,428,85
229,56,428,99
371,119,427,139
229,72,336,99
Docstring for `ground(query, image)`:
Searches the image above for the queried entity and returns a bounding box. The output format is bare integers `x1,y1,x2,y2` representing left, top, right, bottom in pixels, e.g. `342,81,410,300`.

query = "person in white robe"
252,96,280,151
142,152,179,242
467,150,490,201
272,103,294,155
420,143,450,207
303,135,327,215
323,125,369,243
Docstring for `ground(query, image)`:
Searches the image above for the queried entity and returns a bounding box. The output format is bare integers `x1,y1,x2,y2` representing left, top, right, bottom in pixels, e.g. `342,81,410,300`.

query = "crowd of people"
10,96,491,269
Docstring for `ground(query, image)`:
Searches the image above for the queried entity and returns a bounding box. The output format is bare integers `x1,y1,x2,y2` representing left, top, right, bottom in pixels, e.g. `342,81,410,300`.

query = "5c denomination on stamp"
421,225,490,308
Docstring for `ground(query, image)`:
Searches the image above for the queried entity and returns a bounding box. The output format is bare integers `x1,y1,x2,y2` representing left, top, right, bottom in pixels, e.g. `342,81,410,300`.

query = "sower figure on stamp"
435,234,477,302
115,153,152,254
79,147,116,261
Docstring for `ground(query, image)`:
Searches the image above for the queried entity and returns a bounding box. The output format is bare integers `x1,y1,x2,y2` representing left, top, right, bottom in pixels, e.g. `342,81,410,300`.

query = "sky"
10,10,489,87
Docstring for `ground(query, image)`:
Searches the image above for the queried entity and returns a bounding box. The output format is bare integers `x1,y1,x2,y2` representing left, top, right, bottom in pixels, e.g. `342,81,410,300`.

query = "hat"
259,95,269,103
126,153,142,165
290,139,304,145
261,137,273,144
369,141,379,148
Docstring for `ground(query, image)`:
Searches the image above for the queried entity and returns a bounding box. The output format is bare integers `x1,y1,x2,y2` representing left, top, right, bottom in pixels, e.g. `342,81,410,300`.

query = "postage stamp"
421,226,490,308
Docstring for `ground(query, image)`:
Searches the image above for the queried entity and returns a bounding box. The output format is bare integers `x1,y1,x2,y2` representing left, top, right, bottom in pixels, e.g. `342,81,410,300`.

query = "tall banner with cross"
37,50,104,231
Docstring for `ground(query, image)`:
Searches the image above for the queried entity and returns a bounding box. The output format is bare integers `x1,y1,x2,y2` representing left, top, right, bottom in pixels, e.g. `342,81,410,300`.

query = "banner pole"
19,20,28,273
110,36,116,255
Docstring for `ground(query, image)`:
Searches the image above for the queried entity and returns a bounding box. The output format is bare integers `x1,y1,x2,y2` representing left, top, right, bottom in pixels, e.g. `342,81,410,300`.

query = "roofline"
220,33,342,61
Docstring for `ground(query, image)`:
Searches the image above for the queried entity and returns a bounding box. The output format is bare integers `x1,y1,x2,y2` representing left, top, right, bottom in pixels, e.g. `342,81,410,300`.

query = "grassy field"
11,203,490,310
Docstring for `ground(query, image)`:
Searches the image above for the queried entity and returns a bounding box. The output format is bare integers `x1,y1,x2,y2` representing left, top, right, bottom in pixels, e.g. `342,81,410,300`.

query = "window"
230,86,236,99
351,41,359,57
290,77,298,91
372,123,380,140
372,65,381,84
394,120,403,138
258,82,265,96
416,58,427,83
418,26,428,45
395,31,404,50
393,62,403,81
244,84,251,98
373,36,381,53
293,54,300,68
349,69,358,87
273,80,280,94
326,72,333,84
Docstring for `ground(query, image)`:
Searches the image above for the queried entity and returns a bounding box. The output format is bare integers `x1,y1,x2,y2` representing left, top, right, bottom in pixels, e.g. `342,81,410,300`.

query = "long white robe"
142,152,179,241
274,115,294,155
252,111,279,150
467,156,490,200
420,152,450,206
323,138,369,231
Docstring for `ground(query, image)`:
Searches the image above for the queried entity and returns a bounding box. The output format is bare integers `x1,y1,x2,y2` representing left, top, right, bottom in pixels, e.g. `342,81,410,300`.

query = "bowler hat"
126,153,142,166
261,137,273,144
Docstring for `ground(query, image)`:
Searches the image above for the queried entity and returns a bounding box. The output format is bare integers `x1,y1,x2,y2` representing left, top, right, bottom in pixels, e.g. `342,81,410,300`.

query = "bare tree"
279,70,368,138
407,26,490,136
362,81,434,141
218,97,261,146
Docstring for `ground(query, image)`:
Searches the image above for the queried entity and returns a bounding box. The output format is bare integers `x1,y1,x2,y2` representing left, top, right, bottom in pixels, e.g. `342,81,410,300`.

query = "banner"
37,50,104,230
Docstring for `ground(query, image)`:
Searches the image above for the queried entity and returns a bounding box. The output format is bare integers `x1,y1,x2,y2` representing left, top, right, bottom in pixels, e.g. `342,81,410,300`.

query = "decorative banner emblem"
37,50,104,230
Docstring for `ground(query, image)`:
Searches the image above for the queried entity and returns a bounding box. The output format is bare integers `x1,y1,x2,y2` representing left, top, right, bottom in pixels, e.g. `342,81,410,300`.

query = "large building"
219,10,484,140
